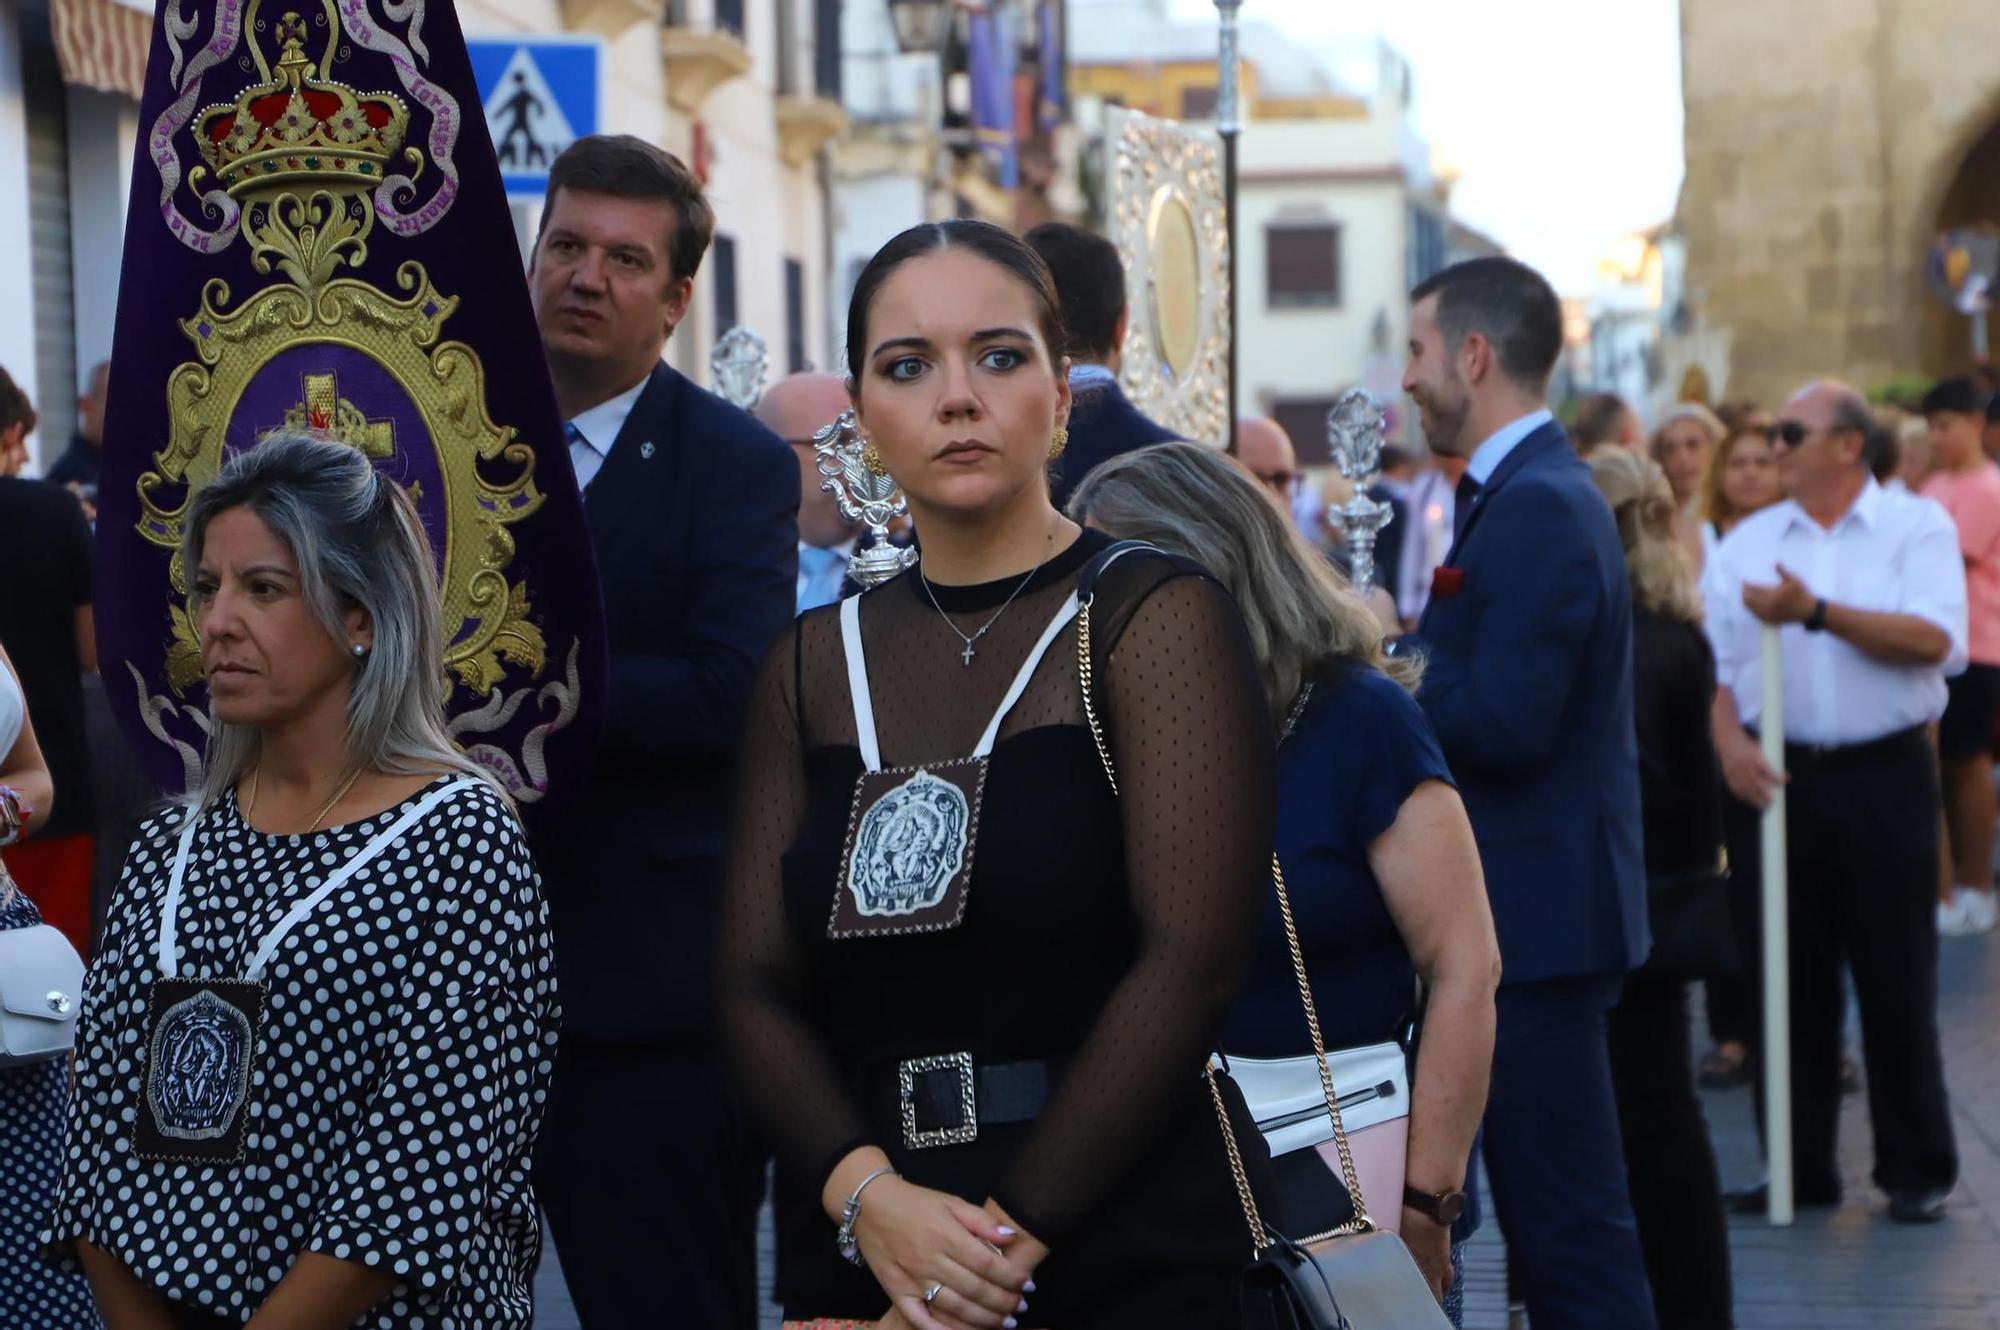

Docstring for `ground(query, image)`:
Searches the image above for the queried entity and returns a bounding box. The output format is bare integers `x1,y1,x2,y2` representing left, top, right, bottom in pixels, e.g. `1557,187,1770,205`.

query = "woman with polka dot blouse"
43,434,558,1330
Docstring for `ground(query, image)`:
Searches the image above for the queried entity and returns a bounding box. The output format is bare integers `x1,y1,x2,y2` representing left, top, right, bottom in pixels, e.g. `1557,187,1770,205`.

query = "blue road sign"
466,35,605,200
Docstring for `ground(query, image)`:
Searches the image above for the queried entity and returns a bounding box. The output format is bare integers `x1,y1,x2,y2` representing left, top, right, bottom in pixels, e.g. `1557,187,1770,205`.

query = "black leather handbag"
1198,868,1452,1330
1075,546,1449,1330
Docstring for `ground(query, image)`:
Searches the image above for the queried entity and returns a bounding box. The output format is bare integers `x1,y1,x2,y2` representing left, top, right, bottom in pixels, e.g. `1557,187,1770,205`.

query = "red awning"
51,0,150,101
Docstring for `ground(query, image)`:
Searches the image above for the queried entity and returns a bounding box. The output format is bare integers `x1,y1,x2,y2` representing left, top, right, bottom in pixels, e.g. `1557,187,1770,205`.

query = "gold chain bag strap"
1076,548,1450,1330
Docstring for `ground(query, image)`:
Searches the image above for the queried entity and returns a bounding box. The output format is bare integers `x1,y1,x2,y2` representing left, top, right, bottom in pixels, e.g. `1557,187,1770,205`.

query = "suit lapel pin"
639,441,656,460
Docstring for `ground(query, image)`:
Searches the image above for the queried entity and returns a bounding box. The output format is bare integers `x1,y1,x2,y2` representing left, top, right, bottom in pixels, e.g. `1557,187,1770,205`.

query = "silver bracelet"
836,1166,898,1268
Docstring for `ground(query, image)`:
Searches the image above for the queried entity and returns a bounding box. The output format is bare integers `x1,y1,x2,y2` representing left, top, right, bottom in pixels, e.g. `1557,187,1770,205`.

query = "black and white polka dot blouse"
43,776,559,1328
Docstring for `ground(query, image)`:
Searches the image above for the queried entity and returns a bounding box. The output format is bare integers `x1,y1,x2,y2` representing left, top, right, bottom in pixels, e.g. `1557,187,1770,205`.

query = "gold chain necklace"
244,766,364,835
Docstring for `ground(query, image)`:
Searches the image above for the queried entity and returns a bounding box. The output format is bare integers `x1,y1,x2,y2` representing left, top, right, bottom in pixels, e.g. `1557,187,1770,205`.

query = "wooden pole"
1759,624,1793,1226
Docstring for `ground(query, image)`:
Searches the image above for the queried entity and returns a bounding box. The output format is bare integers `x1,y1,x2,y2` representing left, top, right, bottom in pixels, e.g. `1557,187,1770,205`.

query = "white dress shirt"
565,374,652,492
1395,467,1456,622
1465,408,1556,487
1701,479,1969,745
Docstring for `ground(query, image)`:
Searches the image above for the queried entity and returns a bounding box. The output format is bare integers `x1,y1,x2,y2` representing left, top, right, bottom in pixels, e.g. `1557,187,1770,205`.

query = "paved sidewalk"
534,928,2000,1328
1461,928,2000,1329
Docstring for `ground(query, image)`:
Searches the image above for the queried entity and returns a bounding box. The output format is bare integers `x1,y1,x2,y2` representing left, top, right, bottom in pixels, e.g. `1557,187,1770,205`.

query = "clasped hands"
852,1176,1043,1330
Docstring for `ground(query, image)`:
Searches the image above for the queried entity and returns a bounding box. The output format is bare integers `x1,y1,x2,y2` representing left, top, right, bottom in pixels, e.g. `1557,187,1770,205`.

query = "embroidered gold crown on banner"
194,9,410,202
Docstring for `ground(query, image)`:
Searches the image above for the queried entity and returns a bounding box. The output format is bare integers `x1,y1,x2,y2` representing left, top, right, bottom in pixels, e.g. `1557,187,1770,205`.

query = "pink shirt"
1925,465,2000,664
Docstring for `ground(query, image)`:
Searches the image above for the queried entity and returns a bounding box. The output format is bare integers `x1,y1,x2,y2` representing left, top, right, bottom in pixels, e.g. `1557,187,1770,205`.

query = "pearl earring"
351,643,368,659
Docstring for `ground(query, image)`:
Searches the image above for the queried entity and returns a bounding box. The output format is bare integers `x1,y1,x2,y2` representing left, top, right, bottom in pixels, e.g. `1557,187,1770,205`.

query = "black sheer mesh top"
719,528,1275,1246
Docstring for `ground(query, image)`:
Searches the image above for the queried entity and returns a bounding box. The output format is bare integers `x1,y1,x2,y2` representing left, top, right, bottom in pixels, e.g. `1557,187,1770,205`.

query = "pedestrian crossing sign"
467,35,606,200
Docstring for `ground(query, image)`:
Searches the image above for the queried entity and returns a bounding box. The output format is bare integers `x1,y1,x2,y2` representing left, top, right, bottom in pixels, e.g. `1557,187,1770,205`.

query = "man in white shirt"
1703,379,1966,1225
757,372,864,613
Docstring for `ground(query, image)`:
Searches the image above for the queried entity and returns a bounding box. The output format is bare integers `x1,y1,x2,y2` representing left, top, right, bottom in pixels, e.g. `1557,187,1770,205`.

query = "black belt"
1780,724,1927,768
877,1054,1054,1150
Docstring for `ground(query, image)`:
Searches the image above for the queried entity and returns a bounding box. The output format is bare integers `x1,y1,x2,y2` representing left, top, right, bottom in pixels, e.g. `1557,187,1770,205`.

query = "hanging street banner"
466,33,604,200
97,0,607,823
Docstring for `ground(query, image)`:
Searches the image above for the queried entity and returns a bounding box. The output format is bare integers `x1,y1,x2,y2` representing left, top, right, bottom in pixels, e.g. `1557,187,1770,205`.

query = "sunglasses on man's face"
1764,421,1820,448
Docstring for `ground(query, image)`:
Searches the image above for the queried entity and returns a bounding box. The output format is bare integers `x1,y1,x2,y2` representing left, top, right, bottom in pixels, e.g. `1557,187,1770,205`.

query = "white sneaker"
1939,890,1977,936
1940,887,1997,936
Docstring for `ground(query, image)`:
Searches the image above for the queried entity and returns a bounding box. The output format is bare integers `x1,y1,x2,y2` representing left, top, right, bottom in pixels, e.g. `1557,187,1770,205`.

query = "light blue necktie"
566,422,603,491
796,545,849,614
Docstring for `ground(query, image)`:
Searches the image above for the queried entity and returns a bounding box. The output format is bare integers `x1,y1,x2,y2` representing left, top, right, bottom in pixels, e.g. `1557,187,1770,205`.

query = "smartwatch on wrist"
1804,598,1829,632
1403,1184,1468,1226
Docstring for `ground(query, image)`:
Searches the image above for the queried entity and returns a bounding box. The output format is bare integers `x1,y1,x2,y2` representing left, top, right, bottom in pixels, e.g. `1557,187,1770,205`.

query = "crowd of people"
0,127,1995,1330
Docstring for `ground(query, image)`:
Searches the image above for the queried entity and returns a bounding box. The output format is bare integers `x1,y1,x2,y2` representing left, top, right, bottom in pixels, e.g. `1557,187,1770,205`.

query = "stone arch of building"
1916,86,2000,377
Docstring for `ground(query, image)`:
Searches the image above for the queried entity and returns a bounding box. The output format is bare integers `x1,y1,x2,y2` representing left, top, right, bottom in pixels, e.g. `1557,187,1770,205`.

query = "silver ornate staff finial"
710,327,770,411
814,409,918,589
1326,388,1395,591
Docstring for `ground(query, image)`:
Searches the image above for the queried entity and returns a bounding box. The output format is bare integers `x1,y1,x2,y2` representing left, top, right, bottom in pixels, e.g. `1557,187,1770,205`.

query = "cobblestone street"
533,929,2000,1328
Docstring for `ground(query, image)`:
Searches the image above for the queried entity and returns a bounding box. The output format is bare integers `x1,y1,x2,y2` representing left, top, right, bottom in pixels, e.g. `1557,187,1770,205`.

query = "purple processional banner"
97,0,605,824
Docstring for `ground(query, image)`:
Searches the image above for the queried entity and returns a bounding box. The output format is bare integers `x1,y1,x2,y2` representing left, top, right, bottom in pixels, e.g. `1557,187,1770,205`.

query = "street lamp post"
1215,0,1241,454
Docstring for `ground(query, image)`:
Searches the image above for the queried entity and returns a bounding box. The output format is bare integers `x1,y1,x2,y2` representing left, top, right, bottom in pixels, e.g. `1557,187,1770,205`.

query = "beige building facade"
1679,0,2000,406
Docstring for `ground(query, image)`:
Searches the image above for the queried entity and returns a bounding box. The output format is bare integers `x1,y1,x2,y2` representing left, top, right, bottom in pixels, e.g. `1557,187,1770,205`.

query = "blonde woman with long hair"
1072,442,1499,1322
1650,403,1725,573
1585,447,1734,1330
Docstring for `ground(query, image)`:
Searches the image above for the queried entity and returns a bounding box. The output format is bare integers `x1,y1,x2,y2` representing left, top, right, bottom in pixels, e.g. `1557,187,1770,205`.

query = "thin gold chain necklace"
244,766,364,835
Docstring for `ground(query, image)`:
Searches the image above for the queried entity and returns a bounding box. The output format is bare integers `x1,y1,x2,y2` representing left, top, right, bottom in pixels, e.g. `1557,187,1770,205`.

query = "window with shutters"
713,234,739,339
776,0,799,95
815,0,844,100
1271,398,1337,468
1265,224,1342,309
785,258,807,373
23,24,77,462
1179,84,1219,121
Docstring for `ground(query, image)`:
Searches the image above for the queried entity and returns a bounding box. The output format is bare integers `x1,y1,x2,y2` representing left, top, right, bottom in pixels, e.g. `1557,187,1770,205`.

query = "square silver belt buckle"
899,1051,978,1149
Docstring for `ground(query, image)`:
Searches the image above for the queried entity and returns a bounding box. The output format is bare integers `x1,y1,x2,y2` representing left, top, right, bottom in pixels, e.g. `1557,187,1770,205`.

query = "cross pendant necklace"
920,543,1052,667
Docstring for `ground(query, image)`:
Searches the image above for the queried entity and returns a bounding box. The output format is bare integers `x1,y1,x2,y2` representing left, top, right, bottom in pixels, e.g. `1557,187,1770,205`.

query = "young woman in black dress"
719,220,1276,1330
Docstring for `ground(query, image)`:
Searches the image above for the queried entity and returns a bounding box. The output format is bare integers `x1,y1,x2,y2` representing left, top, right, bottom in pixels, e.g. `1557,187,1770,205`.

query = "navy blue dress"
0,890,100,1329
1219,663,1480,1240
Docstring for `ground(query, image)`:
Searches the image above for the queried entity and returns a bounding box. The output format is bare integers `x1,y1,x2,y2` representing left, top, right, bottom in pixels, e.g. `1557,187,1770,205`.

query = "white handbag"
1224,1038,1411,1234
0,920,86,1067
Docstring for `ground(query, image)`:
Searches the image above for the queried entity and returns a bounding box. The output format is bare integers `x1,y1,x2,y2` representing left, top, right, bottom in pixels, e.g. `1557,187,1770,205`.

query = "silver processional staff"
710,326,771,412
813,409,918,589
1325,388,1395,590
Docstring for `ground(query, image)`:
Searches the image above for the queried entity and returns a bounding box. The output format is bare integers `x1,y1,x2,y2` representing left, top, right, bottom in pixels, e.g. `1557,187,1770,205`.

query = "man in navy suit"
528,135,800,1328
1402,258,1655,1329
1025,223,1180,508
